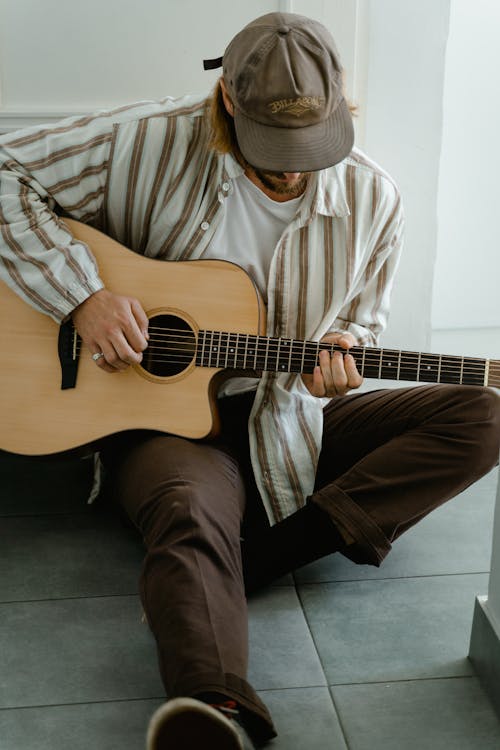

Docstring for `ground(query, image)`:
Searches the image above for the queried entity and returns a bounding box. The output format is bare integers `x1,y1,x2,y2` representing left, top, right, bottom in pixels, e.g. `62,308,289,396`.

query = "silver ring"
92,352,105,362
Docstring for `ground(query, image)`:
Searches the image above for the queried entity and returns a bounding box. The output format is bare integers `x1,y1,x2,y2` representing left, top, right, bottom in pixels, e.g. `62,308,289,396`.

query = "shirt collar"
309,166,351,218
222,153,351,219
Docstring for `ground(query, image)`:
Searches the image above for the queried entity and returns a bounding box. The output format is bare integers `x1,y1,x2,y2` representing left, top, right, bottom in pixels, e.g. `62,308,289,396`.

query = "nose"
283,172,302,181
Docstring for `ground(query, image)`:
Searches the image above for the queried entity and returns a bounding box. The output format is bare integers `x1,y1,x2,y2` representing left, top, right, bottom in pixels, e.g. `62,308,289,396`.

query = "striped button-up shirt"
0,94,404,524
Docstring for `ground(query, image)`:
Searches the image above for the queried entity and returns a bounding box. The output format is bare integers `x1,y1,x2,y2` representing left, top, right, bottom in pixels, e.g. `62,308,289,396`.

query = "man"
0,11,499,750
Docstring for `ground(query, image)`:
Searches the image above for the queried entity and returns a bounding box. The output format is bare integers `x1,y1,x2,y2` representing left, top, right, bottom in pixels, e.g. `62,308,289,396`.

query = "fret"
277,338,292,372
438,355,462,384
288,339,304,373
213,331,222,367
234,332,240,368
253,336,260,370
263,336,271,372
229,332,236,368
207,330,213,367
301,342,314,375
274,338,281,373
243,334,249,370
461,357,487,386
200,330,207,367
265,337,278,372
193,332,494,392
360,348,383,379
380,349,401,380
255,336,269,371
417,352,440,383
398,350,420,382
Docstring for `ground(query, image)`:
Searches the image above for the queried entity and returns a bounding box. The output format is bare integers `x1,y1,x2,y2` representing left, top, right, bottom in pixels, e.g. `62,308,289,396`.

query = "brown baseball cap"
204,12,354,172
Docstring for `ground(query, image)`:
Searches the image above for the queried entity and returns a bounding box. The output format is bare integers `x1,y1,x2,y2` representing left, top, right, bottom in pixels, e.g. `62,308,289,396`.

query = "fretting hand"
302,332,363,397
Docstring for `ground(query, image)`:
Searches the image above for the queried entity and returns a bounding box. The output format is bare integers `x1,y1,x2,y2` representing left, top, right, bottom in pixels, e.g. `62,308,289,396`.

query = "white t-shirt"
206,173,302,302
203,173,303,396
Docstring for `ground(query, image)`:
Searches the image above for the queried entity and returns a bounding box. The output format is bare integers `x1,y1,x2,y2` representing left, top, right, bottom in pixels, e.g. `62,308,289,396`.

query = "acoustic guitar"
1,219,498,456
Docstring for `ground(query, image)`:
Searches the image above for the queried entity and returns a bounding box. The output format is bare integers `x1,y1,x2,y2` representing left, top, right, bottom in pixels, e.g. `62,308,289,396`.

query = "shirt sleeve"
329,177,405,346
0,112,119,321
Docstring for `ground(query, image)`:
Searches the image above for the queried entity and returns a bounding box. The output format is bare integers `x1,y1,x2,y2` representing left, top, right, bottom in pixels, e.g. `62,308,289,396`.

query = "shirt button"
222,182,230,192
200,221,210,231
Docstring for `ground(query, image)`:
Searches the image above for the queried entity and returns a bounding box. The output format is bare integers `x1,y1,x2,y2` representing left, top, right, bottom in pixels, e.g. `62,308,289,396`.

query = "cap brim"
233,98,355,172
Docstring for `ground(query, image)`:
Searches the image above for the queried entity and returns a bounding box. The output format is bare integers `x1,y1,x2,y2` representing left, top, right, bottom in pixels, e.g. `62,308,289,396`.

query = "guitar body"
0,220,266,455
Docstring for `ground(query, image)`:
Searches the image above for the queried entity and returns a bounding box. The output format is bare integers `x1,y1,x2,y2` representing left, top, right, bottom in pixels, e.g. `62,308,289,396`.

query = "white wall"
0,0,275,116
282,0,451,352
432,0,500,332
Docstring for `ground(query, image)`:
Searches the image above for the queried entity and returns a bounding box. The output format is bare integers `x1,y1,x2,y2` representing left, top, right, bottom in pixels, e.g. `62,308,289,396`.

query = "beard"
251,167,310,197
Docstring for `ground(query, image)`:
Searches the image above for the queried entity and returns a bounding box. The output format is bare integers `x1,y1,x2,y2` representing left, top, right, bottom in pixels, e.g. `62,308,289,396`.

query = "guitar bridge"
58,319,80,389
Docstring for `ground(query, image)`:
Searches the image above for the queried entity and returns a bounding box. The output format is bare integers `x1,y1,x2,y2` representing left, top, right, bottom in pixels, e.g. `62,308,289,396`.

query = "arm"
0,109,149,370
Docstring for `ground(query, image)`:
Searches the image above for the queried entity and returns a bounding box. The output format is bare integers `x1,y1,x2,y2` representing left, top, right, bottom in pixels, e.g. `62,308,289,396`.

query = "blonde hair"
205,79,239,156
205,77,358,158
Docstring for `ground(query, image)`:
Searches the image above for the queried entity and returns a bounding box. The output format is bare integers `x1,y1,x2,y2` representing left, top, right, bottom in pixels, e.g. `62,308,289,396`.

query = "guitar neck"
195,330,500,388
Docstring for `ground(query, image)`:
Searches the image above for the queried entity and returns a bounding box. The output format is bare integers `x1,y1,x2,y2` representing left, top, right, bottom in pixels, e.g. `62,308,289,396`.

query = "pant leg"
312,384,500,565
102,431,276,743
214,394,347,593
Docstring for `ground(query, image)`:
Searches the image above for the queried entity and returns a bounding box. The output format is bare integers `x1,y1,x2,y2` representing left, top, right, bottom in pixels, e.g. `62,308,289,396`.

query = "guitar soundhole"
142,314,196,377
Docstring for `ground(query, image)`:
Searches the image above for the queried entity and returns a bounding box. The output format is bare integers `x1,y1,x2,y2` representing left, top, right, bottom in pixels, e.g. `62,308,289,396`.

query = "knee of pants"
454,386,500,474
116,434,245,546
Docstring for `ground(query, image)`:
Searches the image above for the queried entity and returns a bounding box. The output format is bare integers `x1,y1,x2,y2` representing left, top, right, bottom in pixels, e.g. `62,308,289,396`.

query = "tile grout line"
0,592,141,606
0,696,167,712
293,579,352,750
295,570,491,585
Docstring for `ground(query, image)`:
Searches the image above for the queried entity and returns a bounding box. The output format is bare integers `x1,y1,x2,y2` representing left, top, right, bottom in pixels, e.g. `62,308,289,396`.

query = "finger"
90,348,120,374
95,357,119,374
102,332,142,369
330,350,349,394
319,349,335,394
344,353,364,389
336,333,357,350
310,365,328,397
130,298,150,343
116,311,148,359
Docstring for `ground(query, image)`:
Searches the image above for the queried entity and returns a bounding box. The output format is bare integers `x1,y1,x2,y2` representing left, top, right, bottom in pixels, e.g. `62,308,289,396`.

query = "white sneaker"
146,697,256,749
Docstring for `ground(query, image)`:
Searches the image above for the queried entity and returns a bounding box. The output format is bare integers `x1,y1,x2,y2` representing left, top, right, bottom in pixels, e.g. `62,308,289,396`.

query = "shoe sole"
147,697,243,750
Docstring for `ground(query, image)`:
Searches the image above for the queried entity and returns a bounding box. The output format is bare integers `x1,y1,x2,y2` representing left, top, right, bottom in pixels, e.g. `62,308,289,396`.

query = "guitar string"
74,345,491,380
71,324,494,375
137,325,498,371
141,345,488,371
136,328,492,367
74,338,490,374
74,329,490,366
73,345,499,384
75,342,489,372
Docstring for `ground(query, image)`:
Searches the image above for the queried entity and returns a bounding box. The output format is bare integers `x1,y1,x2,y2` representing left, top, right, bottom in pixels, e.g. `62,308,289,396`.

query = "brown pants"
103,384,500,743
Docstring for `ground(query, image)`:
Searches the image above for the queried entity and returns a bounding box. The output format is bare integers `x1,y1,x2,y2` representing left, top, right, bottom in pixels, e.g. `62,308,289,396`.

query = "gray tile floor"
1,452,500,749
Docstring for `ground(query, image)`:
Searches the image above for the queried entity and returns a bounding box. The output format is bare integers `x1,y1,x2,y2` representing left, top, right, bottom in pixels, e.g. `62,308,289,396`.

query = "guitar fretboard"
195,330,489,386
